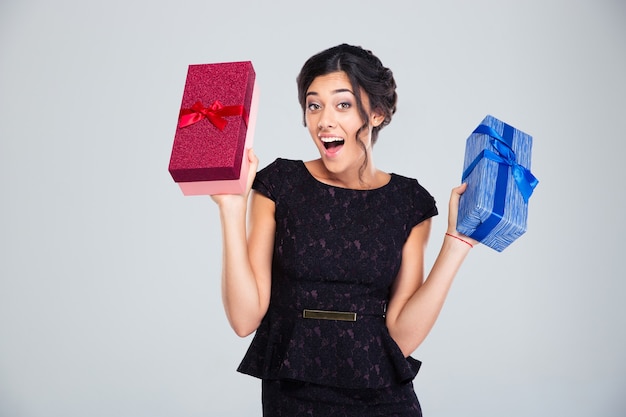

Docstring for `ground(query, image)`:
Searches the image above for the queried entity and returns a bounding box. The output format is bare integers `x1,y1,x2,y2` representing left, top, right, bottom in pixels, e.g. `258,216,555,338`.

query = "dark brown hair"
296,43,398,146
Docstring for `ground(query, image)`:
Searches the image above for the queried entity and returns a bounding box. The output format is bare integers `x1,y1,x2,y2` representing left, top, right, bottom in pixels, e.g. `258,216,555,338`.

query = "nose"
317,107,336,129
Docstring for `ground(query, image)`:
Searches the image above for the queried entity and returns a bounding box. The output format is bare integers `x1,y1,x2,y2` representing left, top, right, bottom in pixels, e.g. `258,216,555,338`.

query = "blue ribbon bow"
462,124,539,203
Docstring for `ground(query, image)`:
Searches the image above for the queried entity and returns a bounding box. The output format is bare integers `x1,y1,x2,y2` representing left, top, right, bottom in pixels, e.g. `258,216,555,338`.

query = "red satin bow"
178,100,244,131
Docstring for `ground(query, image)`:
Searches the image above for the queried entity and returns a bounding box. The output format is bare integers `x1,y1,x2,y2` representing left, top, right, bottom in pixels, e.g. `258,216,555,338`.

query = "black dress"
237,159,438,416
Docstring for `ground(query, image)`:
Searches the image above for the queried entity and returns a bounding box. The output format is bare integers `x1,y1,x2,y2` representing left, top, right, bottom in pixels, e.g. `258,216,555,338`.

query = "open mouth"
321,136,345,150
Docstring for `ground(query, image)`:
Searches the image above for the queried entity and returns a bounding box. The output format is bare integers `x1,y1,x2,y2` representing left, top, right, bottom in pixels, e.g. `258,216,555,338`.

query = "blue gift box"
457,115,539,252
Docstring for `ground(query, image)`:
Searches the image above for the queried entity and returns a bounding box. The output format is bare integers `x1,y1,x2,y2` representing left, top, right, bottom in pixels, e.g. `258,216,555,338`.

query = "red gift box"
168,61,259,195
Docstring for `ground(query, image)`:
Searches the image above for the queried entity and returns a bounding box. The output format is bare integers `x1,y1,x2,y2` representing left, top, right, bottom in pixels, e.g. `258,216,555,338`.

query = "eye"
307,102,321,111
337,102,351,110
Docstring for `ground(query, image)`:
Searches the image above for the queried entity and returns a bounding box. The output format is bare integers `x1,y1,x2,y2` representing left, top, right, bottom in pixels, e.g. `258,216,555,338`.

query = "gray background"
1,0,625,416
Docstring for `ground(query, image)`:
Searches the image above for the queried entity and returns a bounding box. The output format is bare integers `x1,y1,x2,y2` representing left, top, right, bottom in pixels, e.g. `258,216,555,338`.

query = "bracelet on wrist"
445,232,474,248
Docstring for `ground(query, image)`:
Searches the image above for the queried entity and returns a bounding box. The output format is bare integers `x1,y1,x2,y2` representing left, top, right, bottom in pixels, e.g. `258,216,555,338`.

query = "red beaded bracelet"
445,232,474,248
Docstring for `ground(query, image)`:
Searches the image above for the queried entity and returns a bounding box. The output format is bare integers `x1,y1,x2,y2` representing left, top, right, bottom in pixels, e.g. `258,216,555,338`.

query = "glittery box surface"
168,61,256,192
457,115,536,252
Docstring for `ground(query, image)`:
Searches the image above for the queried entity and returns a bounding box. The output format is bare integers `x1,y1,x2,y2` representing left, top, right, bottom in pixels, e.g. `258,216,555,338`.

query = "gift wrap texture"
168,61,258,195
457,115,538,252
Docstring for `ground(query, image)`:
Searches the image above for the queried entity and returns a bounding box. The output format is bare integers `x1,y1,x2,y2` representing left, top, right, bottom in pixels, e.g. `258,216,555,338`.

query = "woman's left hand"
447,183,478,246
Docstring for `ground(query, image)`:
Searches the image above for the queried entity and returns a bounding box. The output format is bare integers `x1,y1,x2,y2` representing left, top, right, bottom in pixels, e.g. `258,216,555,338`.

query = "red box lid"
168,61,255,182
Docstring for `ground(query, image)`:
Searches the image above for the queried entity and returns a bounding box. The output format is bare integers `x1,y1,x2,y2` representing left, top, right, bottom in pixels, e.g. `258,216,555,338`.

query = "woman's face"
304,71,381,175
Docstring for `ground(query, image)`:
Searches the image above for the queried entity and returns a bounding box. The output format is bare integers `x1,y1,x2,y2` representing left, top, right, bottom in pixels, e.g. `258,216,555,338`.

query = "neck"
308,155,388,190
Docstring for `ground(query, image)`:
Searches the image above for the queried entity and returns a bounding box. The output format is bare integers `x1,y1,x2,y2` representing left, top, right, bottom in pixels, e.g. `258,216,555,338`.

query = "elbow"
387,322,423,357
390,332,417,357
223,301,266,337
393,334,421,358
229,317,261,338
232,325,256,338
399,340,421,358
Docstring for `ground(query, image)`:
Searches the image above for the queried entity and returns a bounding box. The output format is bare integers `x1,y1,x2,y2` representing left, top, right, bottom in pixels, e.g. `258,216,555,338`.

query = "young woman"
212,43,476,417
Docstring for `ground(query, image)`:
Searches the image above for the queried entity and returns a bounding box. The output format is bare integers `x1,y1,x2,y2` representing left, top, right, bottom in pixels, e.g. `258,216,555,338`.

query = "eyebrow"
306,88,354,97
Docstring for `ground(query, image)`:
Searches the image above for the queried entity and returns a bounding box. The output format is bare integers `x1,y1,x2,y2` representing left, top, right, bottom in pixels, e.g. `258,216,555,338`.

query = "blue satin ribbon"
461,123,538,242
462,124,539,203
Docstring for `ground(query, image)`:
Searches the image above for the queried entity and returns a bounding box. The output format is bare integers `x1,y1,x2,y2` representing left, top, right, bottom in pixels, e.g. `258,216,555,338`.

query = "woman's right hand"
211,148,259,207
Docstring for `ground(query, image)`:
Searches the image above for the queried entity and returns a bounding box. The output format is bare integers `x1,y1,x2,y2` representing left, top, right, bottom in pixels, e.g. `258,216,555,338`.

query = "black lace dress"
237,159,438,416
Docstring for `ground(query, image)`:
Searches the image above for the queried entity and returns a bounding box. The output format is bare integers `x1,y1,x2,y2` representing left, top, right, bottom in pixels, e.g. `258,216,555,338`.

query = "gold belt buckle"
302,309,357,322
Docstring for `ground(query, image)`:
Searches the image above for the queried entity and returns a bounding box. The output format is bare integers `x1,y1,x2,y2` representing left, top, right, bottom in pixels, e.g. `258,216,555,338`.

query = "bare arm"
385,183,476,356
212,150,275,337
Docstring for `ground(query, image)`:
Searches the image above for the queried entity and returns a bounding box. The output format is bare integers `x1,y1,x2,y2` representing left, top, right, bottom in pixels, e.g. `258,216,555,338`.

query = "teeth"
320,136,344,143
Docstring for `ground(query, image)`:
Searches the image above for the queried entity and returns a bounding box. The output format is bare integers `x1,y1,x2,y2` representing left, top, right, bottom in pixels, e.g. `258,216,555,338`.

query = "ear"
370,111,384,127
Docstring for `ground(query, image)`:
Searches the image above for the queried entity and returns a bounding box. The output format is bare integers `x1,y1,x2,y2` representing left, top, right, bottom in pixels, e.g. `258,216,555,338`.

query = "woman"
212,44,476,416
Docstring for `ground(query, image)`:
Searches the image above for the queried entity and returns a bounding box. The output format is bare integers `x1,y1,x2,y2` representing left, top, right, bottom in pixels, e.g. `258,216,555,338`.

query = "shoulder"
253,158,304,201
257,158,302,177
389,173,438,225
390,173,433,200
